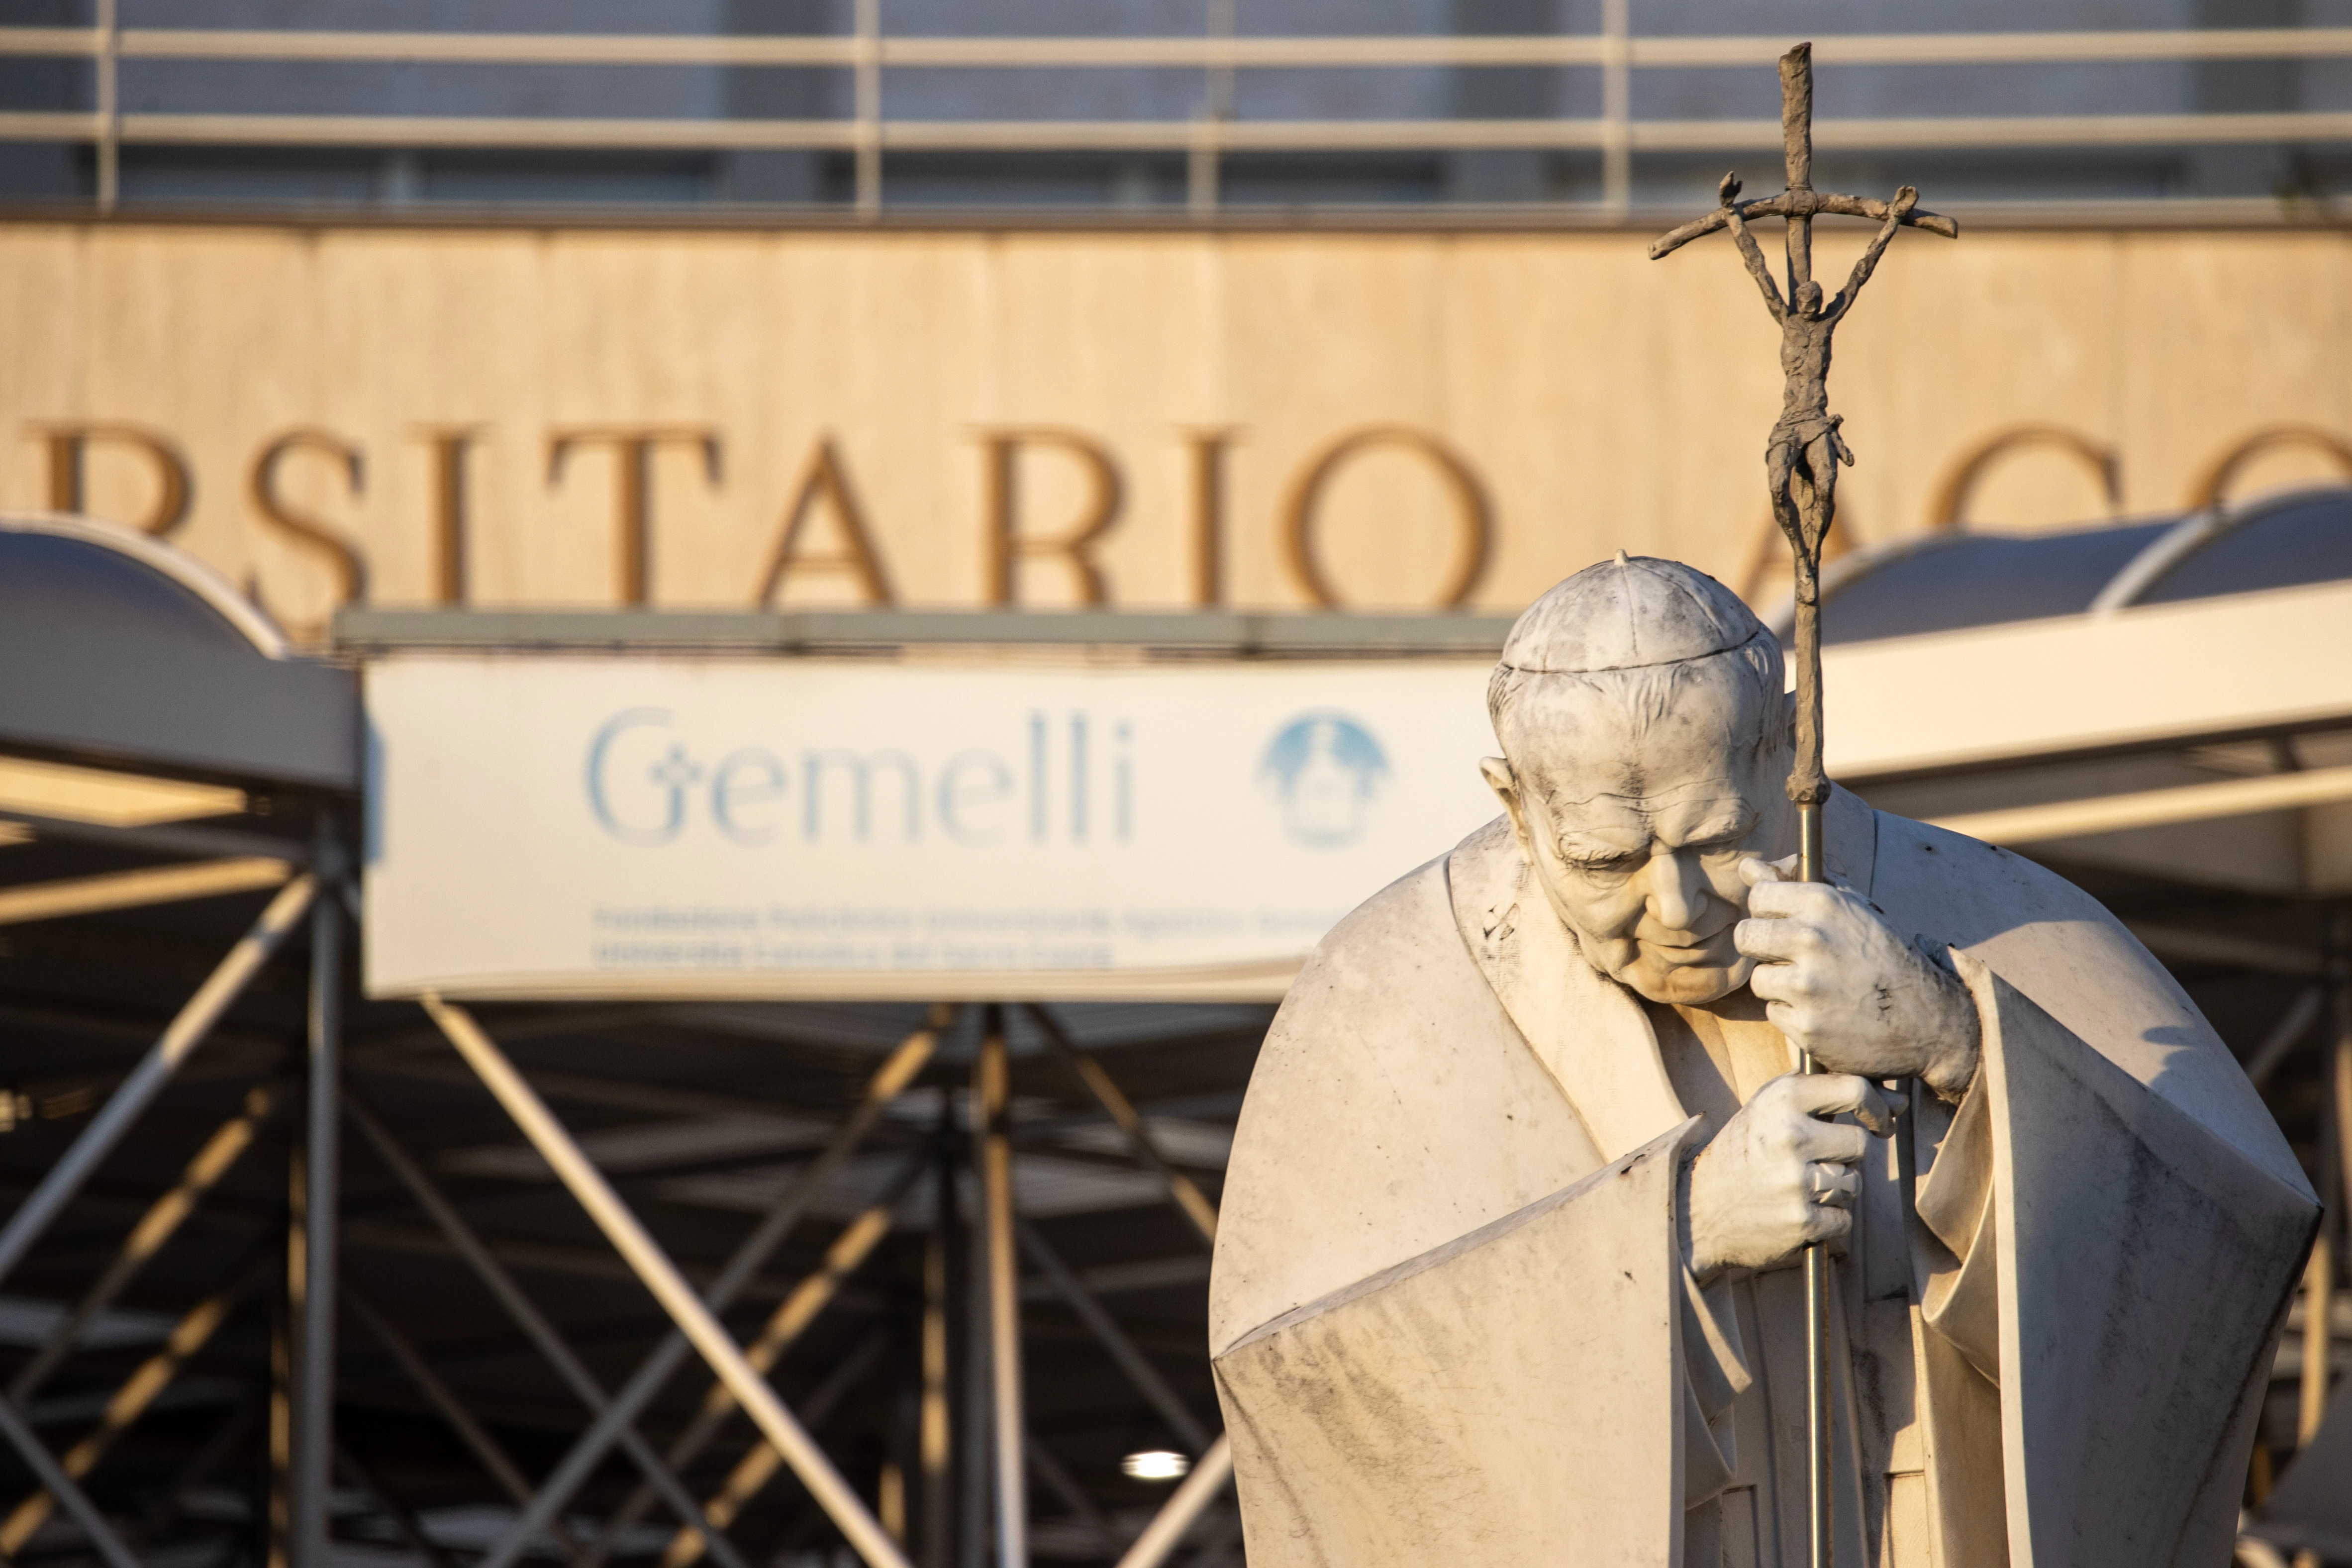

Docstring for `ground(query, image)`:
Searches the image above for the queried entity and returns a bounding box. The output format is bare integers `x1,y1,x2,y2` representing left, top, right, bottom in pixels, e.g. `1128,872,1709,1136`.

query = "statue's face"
1483,666,1793,1006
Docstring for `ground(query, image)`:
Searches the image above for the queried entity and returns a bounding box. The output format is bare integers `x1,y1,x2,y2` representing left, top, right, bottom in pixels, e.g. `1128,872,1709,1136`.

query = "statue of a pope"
1210,555,2316,1568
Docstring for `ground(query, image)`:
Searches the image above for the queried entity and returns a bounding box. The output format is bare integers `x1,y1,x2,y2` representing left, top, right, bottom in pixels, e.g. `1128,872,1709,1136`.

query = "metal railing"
7,16,2352,214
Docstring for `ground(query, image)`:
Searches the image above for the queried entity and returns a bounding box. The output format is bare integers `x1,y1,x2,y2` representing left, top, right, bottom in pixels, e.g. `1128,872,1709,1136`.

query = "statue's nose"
1646,847,1708,930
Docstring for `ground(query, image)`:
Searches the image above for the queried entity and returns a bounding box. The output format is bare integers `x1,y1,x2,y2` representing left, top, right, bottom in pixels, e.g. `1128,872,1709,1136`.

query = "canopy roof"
1786,485,2352,648
1778,490,2352,904
0,514,357,790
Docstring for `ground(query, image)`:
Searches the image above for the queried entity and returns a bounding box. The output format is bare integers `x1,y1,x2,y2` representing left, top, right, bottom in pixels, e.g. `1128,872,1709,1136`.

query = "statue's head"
1795,279,1825,318
1479,555,1793,1005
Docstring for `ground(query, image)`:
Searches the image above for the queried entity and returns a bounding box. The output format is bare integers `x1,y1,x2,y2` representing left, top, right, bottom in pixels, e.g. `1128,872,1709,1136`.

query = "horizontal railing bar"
879,36,1609,66
1785,109,2352,149
0,27,101,57
0,195,2319,231
111,28,865,66
882,118,1607,151
1,110,2350,155
109,114,864,151
1641,27,2352,66
0,28,1606,66
0,113,104,141
5,26,2352,69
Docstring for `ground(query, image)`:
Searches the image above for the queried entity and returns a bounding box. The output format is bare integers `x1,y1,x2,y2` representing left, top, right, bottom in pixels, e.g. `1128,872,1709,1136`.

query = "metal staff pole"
1650,42,1956,1568
976,1010,1027,1568
1781,62,1836,1560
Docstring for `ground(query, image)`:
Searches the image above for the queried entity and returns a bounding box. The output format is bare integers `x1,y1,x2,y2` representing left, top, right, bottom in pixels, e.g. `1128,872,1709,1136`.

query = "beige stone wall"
1,219,2347,637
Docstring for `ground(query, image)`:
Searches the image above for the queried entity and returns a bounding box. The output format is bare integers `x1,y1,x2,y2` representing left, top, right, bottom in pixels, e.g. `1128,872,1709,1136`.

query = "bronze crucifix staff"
1649,40,1956,1568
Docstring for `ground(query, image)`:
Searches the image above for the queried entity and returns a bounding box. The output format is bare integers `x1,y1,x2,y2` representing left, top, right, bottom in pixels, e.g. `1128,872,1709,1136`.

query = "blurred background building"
8,0,2352,212
0,4,2350,1568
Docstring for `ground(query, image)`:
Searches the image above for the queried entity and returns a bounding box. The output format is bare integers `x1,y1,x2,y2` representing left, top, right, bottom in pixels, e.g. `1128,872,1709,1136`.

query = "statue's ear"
1479,757,1533,850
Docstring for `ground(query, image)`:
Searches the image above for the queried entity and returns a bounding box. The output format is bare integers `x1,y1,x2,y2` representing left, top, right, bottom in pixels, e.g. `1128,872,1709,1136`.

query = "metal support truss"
484,1013,947,1568
643,1150,931,1568
0,874,317,1288
422,994,916,1568
0,855,320,1566
343,1088,757,1568
0,812,1263,1568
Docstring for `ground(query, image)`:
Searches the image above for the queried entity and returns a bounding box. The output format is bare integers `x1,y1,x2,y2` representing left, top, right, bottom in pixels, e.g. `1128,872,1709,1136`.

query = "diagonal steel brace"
342,1089,755,1568
475,1013,946,1568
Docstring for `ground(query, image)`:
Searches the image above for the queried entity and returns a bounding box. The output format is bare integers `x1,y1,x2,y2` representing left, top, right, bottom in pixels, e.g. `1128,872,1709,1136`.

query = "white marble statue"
1209,556,2318,1568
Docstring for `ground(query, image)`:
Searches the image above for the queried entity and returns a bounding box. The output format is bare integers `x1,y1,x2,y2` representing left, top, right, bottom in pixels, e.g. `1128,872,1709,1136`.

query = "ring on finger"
1807,1164,1854,1204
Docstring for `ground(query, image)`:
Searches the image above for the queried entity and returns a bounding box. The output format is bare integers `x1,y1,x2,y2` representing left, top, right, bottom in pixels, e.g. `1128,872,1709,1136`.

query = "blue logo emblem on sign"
1259,711,1390,848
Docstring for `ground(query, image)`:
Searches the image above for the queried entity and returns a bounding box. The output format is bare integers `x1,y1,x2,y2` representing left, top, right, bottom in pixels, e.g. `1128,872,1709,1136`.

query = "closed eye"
1567,850,1648,875
1680,808,1759,852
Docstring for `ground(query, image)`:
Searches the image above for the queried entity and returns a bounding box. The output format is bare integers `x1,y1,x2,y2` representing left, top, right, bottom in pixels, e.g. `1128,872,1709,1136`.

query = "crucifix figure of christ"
1650,41,1955,836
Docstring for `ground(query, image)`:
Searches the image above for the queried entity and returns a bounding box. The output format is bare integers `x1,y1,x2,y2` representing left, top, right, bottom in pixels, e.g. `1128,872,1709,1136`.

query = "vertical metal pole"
1188,0,1232,216
95,0,118,212
957,1117,988,1568
854,0,881,216
294,831,341,1568
977,1016,1026,1568
1802,1169,1831,1568
881,1461,907,1548
2334,972,2352,1345
2302,977,2346,1446
1796,654,1832,1568
2301,1236,2336,1447
270,1227,294,1568
922,1141,954,1568
1599,0,1630,214
1186,122,1218,216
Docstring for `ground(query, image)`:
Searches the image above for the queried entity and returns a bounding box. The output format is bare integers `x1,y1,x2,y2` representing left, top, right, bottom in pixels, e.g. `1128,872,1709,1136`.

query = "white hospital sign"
363,656,1501,1001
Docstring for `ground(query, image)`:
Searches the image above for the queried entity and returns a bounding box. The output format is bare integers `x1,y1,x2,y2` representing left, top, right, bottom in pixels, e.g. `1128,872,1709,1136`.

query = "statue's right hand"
1681,1073,1892,1278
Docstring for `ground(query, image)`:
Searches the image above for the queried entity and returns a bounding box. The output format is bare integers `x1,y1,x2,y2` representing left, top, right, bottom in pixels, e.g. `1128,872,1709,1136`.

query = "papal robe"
1209,786,2317,1568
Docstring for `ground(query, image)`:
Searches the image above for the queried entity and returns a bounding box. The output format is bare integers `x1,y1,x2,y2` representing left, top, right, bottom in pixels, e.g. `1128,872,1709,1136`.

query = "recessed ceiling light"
0,757,245,828
1121,1450,1189,1482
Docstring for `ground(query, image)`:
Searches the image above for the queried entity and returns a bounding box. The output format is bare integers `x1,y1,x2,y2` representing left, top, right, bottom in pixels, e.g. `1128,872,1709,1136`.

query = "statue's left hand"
1733,857,1980,1100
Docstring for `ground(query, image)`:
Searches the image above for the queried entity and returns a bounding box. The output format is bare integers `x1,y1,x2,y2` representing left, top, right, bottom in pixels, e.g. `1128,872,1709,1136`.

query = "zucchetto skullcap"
1499,552,1765,674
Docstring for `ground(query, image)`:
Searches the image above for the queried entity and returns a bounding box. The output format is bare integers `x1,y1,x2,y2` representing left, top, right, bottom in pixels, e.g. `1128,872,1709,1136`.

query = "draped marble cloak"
1209,786,2316,1568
